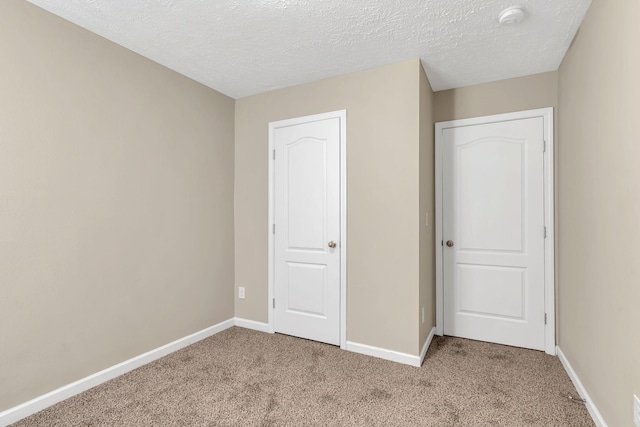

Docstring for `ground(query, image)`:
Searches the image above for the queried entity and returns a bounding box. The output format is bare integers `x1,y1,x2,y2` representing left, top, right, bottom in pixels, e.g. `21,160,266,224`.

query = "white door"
272,114,342,346
442,117,545,350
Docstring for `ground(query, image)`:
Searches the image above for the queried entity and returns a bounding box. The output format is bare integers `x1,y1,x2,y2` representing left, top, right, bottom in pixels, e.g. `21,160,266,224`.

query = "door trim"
268,110,347,349
435,108,555,355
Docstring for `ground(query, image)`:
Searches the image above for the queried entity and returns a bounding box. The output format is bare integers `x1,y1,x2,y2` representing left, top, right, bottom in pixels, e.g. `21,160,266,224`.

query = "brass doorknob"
446,240,454,247
328,241,337,248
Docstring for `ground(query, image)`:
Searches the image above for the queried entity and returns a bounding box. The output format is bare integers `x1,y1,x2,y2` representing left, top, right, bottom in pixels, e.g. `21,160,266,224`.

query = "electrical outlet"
422,307,425,324
238,287,245,300
634,394,640,427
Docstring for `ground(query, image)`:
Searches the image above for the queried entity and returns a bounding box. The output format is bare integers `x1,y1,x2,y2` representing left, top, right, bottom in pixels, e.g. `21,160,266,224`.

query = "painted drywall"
557,0,640,425
419,66,436,350
433,71,558,123
235,60,422,355
0,0,235,411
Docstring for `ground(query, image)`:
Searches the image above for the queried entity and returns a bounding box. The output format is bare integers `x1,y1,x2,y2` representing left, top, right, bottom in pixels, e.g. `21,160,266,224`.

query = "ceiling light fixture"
498,6,526,25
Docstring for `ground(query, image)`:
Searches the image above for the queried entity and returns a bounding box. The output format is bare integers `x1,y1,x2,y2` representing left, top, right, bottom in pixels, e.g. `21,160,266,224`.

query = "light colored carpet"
13,327,593,426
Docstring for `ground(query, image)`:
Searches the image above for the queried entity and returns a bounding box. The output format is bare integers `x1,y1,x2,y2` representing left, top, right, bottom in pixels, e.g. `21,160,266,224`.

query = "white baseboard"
234,319,432,369
557,346,607,427
345,341,422,367
0,318,235,427
234,317,271,333
346,327,435,368
419,327,437,366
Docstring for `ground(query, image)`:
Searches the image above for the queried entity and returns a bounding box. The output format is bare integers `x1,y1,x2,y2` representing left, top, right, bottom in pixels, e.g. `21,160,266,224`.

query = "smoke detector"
498,6,526,25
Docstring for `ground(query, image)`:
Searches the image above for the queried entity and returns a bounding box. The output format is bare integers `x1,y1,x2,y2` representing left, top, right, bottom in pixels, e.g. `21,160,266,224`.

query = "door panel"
458,138,525,252
286,138,326,251
285,262,327,316
274,116,341,346
457,264,526,320
443,117,545,350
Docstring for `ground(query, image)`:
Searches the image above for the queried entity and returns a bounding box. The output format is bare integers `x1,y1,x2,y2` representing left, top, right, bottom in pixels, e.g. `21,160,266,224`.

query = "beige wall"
433,71,558,123
0,0,235,411
419,66,436,348
235,60,424,355
557,0,640,425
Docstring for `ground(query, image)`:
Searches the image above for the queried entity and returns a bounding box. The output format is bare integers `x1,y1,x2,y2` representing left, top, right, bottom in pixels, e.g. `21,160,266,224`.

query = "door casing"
268,110,347,349
435,108,555,355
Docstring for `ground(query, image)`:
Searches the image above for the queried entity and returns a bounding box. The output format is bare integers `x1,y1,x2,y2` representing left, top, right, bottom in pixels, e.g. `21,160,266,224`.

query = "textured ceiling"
25,0,592,99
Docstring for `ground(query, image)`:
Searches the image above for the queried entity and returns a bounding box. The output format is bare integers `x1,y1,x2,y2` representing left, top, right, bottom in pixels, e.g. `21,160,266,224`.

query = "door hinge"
543,140,547,152
544,226,547,238
545,313,548,325
273,149,276,160
273,224,275,234
273,299,275,309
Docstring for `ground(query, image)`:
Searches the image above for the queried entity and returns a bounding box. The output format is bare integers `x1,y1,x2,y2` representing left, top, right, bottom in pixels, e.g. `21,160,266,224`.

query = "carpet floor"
13,327,594,426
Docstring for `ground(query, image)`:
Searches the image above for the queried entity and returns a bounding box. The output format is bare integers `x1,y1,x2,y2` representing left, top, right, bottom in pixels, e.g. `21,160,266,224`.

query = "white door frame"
435,108,555,355
267,110,347,349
